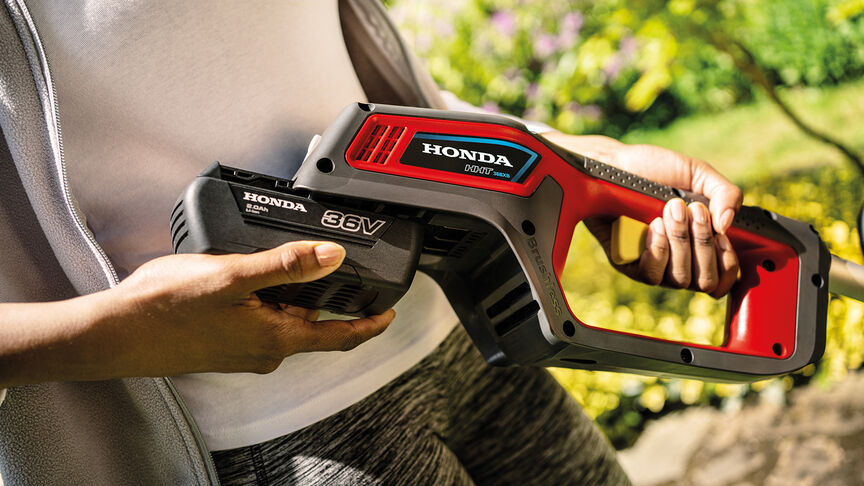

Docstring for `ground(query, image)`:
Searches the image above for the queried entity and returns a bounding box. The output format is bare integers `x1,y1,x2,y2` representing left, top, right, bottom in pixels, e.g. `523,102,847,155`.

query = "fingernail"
717,234,732,251
314,243,344,266
718,209,734,234
669,199,686,223
690,203,708,225
650,217,665,236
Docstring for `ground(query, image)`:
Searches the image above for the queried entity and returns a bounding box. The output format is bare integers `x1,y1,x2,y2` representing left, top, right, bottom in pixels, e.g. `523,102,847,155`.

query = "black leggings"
213,325,631,485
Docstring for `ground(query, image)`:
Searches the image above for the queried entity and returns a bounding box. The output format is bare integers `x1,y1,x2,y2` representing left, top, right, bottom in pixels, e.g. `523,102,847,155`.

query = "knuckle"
667,229,690,244
252,359,281,375
215,270,241,292
253,318,293,356
668,271,691,289
339,325,364,352
697,276,719,293
652,237,670,253
271,323,302,357
710,284,732,299
692,235,714,247
198,257,237,291
640,268,664,286
279,247,306,281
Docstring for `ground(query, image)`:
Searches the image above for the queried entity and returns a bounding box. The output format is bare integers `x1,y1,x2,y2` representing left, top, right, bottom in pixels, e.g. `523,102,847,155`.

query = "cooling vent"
484,282,540,336
423,225,486,257
170,200,189,251
256,279,375,315
356,124,406,164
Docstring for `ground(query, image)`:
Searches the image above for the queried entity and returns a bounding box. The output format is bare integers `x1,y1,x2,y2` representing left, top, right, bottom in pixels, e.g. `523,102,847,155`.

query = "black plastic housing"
171,163,423,315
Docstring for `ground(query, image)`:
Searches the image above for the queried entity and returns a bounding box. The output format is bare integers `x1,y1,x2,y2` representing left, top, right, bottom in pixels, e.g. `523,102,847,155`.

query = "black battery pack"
171,163,423,316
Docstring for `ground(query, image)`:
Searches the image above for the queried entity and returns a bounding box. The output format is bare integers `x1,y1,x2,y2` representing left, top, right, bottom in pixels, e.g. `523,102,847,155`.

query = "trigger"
611,216,649,265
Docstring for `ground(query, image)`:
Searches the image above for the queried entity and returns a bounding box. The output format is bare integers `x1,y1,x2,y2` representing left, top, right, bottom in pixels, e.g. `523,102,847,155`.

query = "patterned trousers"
213,325,631,485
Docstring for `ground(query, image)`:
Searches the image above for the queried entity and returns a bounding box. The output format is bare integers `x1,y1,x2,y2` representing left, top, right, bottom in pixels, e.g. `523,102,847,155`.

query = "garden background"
387,0,864,450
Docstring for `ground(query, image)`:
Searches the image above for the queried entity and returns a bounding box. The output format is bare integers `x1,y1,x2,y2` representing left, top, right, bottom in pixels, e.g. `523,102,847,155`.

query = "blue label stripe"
413,133,539,183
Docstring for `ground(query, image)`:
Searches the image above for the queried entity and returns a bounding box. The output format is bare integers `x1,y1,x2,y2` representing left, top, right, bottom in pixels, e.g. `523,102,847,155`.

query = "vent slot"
486,282,532,319
173,229,189,251
356,124,405,164
170,200,185,232
256,281,370,314
171,219,186,244
170,200,184,221
449,230,486,259
422,226,486,257
170,202,188,252
493,300,540,336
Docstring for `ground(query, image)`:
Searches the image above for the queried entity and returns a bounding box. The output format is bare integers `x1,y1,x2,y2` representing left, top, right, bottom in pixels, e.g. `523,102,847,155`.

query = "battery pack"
171,163,423,316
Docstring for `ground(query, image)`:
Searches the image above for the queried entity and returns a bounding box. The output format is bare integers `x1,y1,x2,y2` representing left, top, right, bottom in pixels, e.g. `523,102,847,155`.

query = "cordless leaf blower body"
173,103,831,383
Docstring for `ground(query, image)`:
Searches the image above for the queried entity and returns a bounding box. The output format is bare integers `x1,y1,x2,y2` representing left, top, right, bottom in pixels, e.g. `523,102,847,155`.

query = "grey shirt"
24,0,458,451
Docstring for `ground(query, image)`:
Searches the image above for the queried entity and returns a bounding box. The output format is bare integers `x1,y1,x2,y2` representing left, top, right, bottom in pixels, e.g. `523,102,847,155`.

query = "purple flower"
481,101,501,114
526,82,540,101
582,105,603,121
604,57,624,80
413,32,433,53
561,11,584,36
523,107,540,120
435,19,454,38
491,11,516,37
558,11,584,49
505,67,521,81
534,33,559,58
620,36,638,57
564,101,580,112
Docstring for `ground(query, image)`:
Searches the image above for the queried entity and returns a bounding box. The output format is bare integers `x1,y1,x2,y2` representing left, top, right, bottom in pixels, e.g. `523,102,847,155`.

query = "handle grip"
543,143,830,377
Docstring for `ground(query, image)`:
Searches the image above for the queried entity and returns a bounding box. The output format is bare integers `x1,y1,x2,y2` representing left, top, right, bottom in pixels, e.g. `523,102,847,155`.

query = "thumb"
226,241,346,293
690,162,743,235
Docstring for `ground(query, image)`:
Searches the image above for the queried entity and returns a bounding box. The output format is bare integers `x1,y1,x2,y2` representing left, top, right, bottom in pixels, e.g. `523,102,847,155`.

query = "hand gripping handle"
539,142,830,380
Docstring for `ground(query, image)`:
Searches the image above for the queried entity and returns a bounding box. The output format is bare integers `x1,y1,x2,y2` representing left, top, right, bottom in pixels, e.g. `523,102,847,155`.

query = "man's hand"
542,132,742,298
0,241,395,387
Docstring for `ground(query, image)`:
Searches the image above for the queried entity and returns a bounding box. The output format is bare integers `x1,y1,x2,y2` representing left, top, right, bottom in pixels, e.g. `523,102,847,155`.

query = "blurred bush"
388,0,864,138
387,0,864,448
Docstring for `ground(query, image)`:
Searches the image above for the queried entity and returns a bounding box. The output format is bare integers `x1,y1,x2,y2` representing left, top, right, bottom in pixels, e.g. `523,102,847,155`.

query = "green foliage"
742,0,864,86
623,81,864,181
386,0,864,450
389,0,864,137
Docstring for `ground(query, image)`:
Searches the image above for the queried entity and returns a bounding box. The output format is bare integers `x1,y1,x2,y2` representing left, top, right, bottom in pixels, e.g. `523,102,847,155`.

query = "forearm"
0,291,127,388
0,242,397,389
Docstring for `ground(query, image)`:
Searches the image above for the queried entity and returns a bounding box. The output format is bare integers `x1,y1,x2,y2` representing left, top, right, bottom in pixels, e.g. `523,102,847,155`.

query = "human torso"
25,0,457,451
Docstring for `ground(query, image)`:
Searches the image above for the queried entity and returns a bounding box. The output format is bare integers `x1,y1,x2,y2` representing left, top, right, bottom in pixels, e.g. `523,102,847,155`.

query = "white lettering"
442,147,459,157
422,143,442,155
361,218,386,235
241,192,307,213
458,149,476,161
419,143,514,167
496,155,513,167
477,152,494,163
321,210,387,236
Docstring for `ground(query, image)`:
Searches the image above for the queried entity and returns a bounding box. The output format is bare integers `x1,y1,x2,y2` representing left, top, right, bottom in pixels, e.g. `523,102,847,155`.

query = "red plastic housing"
346,114,799,360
